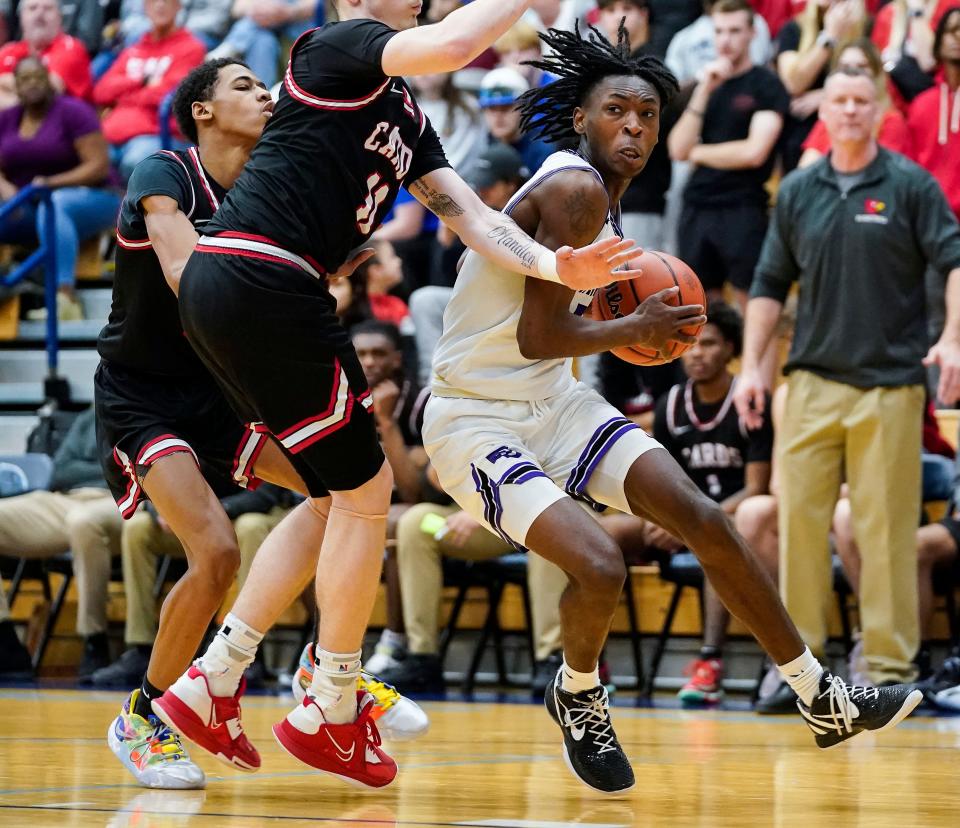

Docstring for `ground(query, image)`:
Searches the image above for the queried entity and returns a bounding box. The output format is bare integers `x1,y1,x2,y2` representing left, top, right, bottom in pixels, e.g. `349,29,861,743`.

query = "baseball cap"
467,143,528,189
478,67,530,108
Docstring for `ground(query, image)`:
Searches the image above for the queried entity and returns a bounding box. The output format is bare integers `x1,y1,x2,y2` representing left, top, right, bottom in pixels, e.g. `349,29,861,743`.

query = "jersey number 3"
356,173,390,235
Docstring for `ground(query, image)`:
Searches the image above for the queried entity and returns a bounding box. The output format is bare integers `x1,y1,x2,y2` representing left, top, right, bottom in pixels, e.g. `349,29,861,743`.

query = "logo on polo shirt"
855,197,889,224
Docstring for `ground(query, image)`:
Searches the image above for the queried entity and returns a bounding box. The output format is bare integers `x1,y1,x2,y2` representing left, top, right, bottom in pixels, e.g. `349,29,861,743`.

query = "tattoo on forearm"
487,222,538,272
411,180,465,217
564,188,595,236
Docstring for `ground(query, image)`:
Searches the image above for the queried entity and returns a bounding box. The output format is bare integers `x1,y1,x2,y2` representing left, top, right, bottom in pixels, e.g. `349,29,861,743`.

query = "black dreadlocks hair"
517,22,679,148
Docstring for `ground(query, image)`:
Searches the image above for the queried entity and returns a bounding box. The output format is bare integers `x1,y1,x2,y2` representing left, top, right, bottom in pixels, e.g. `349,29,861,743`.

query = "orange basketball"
591,250,706,366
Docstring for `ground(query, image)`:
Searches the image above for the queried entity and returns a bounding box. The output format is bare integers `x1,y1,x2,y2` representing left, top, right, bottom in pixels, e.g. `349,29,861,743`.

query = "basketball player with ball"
424,23,923,796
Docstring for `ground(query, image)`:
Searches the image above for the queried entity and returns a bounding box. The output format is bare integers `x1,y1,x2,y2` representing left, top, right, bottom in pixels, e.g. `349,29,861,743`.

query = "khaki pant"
0,488,120,635
122,506,289,645
778,371,923,683
397,502,568,661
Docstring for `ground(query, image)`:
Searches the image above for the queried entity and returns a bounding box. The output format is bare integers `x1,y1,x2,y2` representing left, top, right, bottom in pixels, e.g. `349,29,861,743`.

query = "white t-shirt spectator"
666,13,772,86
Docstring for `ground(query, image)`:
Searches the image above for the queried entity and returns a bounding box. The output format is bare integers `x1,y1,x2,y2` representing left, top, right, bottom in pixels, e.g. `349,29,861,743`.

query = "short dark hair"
934,6,960,62
711,0,754,23
172,58,249,144
350,319,402,351
706,301,742,357
518,22,678,146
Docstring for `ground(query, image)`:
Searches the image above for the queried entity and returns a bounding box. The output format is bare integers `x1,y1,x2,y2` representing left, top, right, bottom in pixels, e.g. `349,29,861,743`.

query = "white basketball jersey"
431,150,620,402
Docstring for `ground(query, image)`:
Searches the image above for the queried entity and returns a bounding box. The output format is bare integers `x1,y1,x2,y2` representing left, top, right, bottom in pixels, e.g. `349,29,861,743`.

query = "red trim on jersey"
157,149,196,218
284,61,391,111
188,146,219,211
212,232,324,271
232,425,267,491
194,242,310,273
116,230,152,250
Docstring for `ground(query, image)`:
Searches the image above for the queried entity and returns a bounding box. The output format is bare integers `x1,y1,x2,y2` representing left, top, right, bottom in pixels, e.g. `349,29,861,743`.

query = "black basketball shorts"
677,201,769,293
178,235,384,498
95,360,265,519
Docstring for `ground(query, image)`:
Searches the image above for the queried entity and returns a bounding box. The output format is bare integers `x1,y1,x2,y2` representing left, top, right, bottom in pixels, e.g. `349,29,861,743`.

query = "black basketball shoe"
797,672,922,749
544,669,635,795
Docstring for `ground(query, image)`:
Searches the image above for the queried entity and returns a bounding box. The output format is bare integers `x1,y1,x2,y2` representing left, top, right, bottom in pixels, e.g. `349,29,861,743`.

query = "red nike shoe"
272,691,397,788
152,665,260,772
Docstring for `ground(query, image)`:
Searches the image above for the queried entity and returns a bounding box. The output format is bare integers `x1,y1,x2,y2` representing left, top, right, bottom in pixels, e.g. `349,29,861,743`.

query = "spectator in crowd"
651,303,773,705
666,0,772,86
353,240,410,329
753,0,806,38
776,0,868,171
524,0,584,33
91,484,289,687
0,57,119,321
207,0,316,88
798,37,911,166
0,407,120,680
734,67,960,700
595,0,652,57
59,0,107,55
348,320,436,676
669,0,788,307
118,0,233,50
494,20,552,88
92,0,204,181
409,71,485,173
871,0,953,107
0,0,93,108
478,67,553,176
390,499,569,695
372,187,440,294
645,0,702,57
908,7,960,368
908,6,960,221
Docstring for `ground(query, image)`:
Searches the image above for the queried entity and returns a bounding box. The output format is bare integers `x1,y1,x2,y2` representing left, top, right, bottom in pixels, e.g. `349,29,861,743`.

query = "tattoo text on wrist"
487,224,538,272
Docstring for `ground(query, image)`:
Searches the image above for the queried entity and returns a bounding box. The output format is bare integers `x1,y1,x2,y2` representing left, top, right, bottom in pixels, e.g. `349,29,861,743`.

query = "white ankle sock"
777,647,824,706
310,647,362,724
197,612,263,697
560,658,599,694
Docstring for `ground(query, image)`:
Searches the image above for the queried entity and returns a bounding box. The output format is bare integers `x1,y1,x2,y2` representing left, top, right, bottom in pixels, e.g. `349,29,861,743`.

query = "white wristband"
537,249,561,283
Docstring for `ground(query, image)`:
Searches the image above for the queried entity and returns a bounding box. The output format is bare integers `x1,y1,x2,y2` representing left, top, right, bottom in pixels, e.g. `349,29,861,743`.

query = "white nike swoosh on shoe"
325,730,355,762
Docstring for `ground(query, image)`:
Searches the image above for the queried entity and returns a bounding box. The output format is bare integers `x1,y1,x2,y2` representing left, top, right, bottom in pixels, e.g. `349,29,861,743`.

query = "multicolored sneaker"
273,690,398,788
152,665,260,772
292,643,429,741
677,658,724,705
107,690,206,789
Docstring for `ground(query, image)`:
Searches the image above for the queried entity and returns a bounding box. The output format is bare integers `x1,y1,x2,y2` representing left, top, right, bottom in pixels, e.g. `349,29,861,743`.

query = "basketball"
591,250,706,366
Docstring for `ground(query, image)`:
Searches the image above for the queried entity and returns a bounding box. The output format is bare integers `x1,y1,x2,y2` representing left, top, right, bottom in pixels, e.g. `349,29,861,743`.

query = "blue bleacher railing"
159,90,175,151
0,184,64,402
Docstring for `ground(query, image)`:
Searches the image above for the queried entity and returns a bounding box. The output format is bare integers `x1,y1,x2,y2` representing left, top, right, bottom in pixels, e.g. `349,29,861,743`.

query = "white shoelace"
565,691,617,754
817,675,879,735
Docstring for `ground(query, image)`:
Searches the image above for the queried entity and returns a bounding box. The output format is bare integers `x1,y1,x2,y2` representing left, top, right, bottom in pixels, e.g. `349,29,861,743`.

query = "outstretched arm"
141,195,199,297
513,172,705,360
381,0,531,76
408,166,641,291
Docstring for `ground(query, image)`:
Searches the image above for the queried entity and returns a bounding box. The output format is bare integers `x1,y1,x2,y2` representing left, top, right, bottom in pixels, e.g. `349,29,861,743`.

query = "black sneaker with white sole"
797,672,923,749
544,669,634,795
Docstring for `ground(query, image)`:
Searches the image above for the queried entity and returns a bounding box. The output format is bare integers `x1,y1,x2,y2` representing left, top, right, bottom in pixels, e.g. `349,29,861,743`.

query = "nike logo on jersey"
325,730,356,762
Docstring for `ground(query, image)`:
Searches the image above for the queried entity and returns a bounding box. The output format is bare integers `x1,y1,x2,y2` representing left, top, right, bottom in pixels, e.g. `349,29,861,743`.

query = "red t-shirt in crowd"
370,294,411,328
908,75,960,219
801,107,912,156
92,28,204,145
0,33,93,101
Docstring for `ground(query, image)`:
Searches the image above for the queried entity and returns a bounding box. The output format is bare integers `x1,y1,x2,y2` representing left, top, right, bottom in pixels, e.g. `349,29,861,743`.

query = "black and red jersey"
98,147,226,377
205,19,450,277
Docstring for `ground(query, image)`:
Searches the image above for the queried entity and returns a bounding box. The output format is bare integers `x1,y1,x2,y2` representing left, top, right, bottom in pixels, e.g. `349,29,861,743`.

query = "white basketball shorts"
422,382,663,550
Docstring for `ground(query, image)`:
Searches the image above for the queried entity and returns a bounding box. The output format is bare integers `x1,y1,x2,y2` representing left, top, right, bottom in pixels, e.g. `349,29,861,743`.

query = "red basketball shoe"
152,665,260,772
272,690,397,788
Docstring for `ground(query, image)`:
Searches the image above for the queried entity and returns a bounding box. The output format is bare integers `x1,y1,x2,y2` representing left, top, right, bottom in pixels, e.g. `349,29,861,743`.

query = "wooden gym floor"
0,688,958,827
